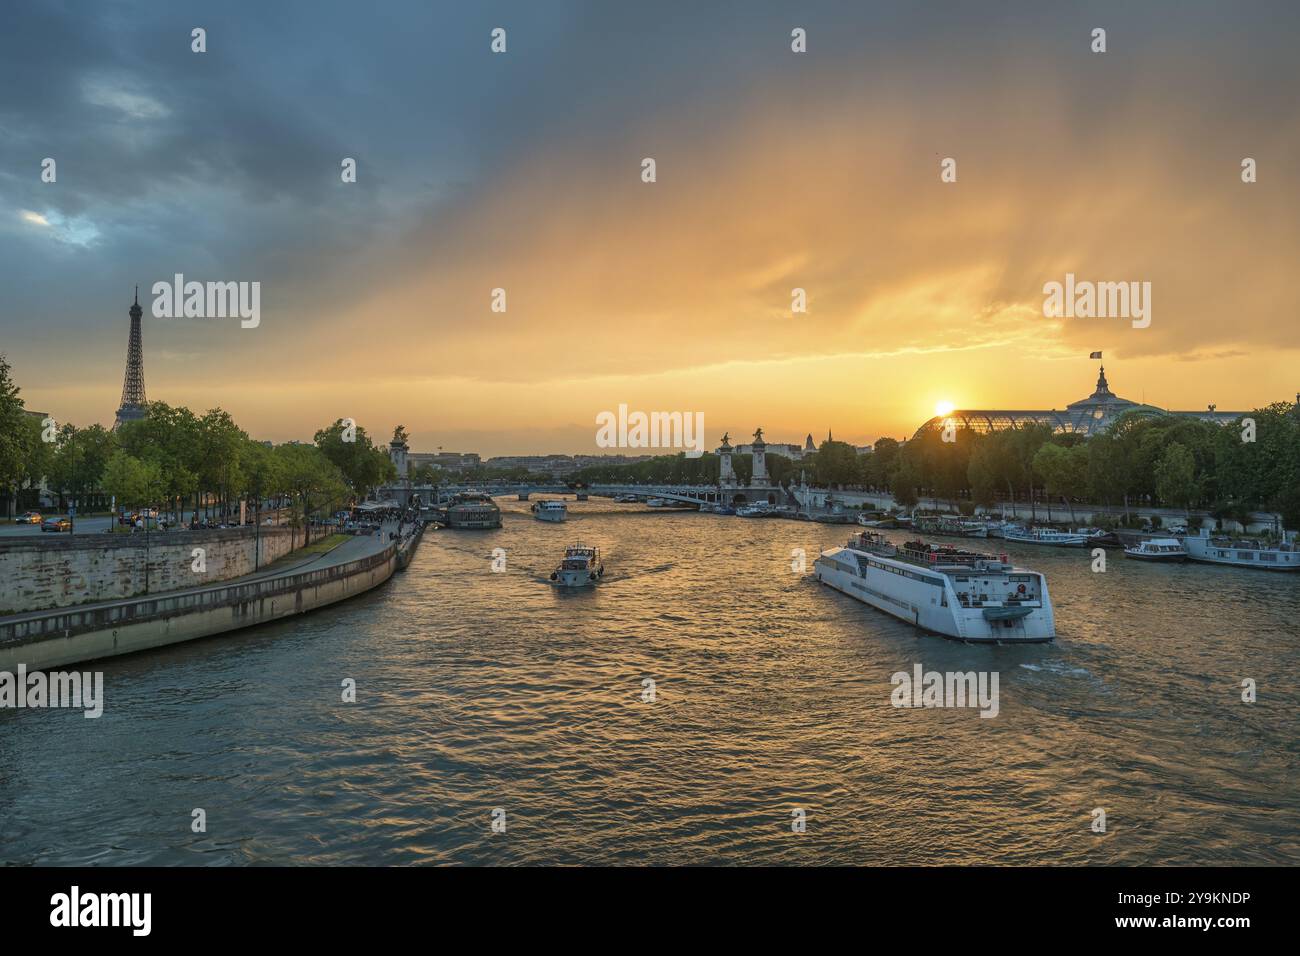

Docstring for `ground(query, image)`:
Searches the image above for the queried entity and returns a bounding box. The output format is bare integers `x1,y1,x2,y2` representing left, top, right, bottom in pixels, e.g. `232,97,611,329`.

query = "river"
2,497,1297,864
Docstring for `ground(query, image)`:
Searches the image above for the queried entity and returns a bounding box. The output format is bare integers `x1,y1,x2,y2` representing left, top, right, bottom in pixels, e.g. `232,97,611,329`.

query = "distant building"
482,453,653,478
734,441,805,459
408,451,481,473
486,454,575,477
912,365,1249,439
570,454,653,471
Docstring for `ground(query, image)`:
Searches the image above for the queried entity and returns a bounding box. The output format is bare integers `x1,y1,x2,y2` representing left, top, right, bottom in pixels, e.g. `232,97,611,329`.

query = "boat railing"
1208,537,1295,552
849,532,1010,569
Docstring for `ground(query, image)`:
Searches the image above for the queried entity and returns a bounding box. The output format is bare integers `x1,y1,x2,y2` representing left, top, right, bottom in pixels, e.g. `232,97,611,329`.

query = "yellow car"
17,511,42,524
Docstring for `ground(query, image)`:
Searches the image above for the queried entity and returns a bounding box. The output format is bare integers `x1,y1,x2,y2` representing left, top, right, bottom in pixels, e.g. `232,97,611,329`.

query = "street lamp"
68,434,78,536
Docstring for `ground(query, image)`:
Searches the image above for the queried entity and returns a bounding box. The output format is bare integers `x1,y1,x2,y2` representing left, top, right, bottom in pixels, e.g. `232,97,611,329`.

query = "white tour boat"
1185,529,1300,571
531,500,567,522
814,531,1055,643
1123,537,1187,562
550,544,604,587
736,502,773,517
1001,526,1088,547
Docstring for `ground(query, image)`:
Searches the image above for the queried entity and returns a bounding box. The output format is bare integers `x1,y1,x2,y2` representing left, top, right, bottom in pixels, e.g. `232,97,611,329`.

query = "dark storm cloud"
2,0,1299,441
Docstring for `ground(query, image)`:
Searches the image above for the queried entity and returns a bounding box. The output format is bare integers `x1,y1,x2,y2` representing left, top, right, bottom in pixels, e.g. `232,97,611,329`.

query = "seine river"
3,498,1298,865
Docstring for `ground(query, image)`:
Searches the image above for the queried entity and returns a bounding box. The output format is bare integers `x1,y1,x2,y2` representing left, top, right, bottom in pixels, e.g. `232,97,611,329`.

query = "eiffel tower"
114,287,148,428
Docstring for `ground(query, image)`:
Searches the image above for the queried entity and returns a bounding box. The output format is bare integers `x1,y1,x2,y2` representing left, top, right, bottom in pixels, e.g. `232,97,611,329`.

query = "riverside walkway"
0,521,422,671
0,523,399,630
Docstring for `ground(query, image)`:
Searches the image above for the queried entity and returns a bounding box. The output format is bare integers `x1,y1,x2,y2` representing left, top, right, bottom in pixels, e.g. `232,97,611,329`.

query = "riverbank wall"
0,535,411,672
0,525,318,616
792,489,1282,534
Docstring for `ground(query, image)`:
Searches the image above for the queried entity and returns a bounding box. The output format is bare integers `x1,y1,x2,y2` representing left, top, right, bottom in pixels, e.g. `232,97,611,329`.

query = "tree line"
879,405,1300,529
567,403,1300,529
1,353,395,526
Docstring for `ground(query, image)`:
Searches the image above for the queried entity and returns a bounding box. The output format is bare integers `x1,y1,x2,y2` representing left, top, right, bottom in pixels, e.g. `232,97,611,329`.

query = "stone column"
750,428,768,486
718,434,735,487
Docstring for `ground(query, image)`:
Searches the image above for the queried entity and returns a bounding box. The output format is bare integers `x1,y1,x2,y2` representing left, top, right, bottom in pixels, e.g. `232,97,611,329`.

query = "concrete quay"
0,522,427,672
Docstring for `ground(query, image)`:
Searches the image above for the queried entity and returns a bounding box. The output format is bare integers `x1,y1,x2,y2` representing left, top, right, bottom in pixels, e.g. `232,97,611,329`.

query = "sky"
2,1,1299,456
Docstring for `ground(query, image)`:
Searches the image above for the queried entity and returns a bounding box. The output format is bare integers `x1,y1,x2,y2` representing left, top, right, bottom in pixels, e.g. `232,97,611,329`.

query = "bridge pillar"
718,433,736,487
750,428,768,485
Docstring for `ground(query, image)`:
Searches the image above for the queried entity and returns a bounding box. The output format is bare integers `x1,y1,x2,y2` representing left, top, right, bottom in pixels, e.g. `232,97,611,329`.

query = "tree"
0,354,33,517
813,440,860,487
15,415,51,513
240,438,283,526
1154,441,1199,515
315,419,395,499
117,401,205,518
892,457,921,509
411,463,442,486
274,443,349,545
765,452,795,485
1033,442,1087,524
967,439,1000,511
1009,423,1053,520
47,423,116,511
863,437,901,491
198,409,248,521
101,451,153,511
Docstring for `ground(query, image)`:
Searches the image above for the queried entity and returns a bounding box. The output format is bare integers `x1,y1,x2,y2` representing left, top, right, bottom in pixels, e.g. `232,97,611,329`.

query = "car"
41,517,72,533
16,511,42,524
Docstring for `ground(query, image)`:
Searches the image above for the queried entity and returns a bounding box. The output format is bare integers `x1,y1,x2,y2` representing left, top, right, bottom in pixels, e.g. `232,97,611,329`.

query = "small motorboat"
550,544,604,587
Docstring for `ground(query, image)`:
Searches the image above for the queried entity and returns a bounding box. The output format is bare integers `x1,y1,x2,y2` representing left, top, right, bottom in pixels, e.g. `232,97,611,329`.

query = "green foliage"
0,354,34,502
47,423,116,502
314,419,396,497
812,440,859,486
274,442,350,522
572,452,722,485
884,401,1300,527
1154,441,1199,513
101,450,163,509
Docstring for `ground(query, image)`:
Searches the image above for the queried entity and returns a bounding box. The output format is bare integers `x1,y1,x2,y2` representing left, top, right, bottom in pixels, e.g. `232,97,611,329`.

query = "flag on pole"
1089,351,1102,359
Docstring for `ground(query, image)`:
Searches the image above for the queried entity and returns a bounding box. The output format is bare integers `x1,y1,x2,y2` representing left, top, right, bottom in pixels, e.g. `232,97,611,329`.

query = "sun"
934,401,956,417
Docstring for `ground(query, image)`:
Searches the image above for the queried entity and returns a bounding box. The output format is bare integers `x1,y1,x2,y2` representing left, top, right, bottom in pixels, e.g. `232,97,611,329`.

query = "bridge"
377,481,795,508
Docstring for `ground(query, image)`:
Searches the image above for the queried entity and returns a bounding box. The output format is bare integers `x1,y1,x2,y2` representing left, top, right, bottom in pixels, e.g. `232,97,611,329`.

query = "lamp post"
254,491,261,572
68,435,78,536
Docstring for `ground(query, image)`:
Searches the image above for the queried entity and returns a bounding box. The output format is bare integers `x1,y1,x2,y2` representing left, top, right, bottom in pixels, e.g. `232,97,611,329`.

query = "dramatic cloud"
2,1,1297,452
